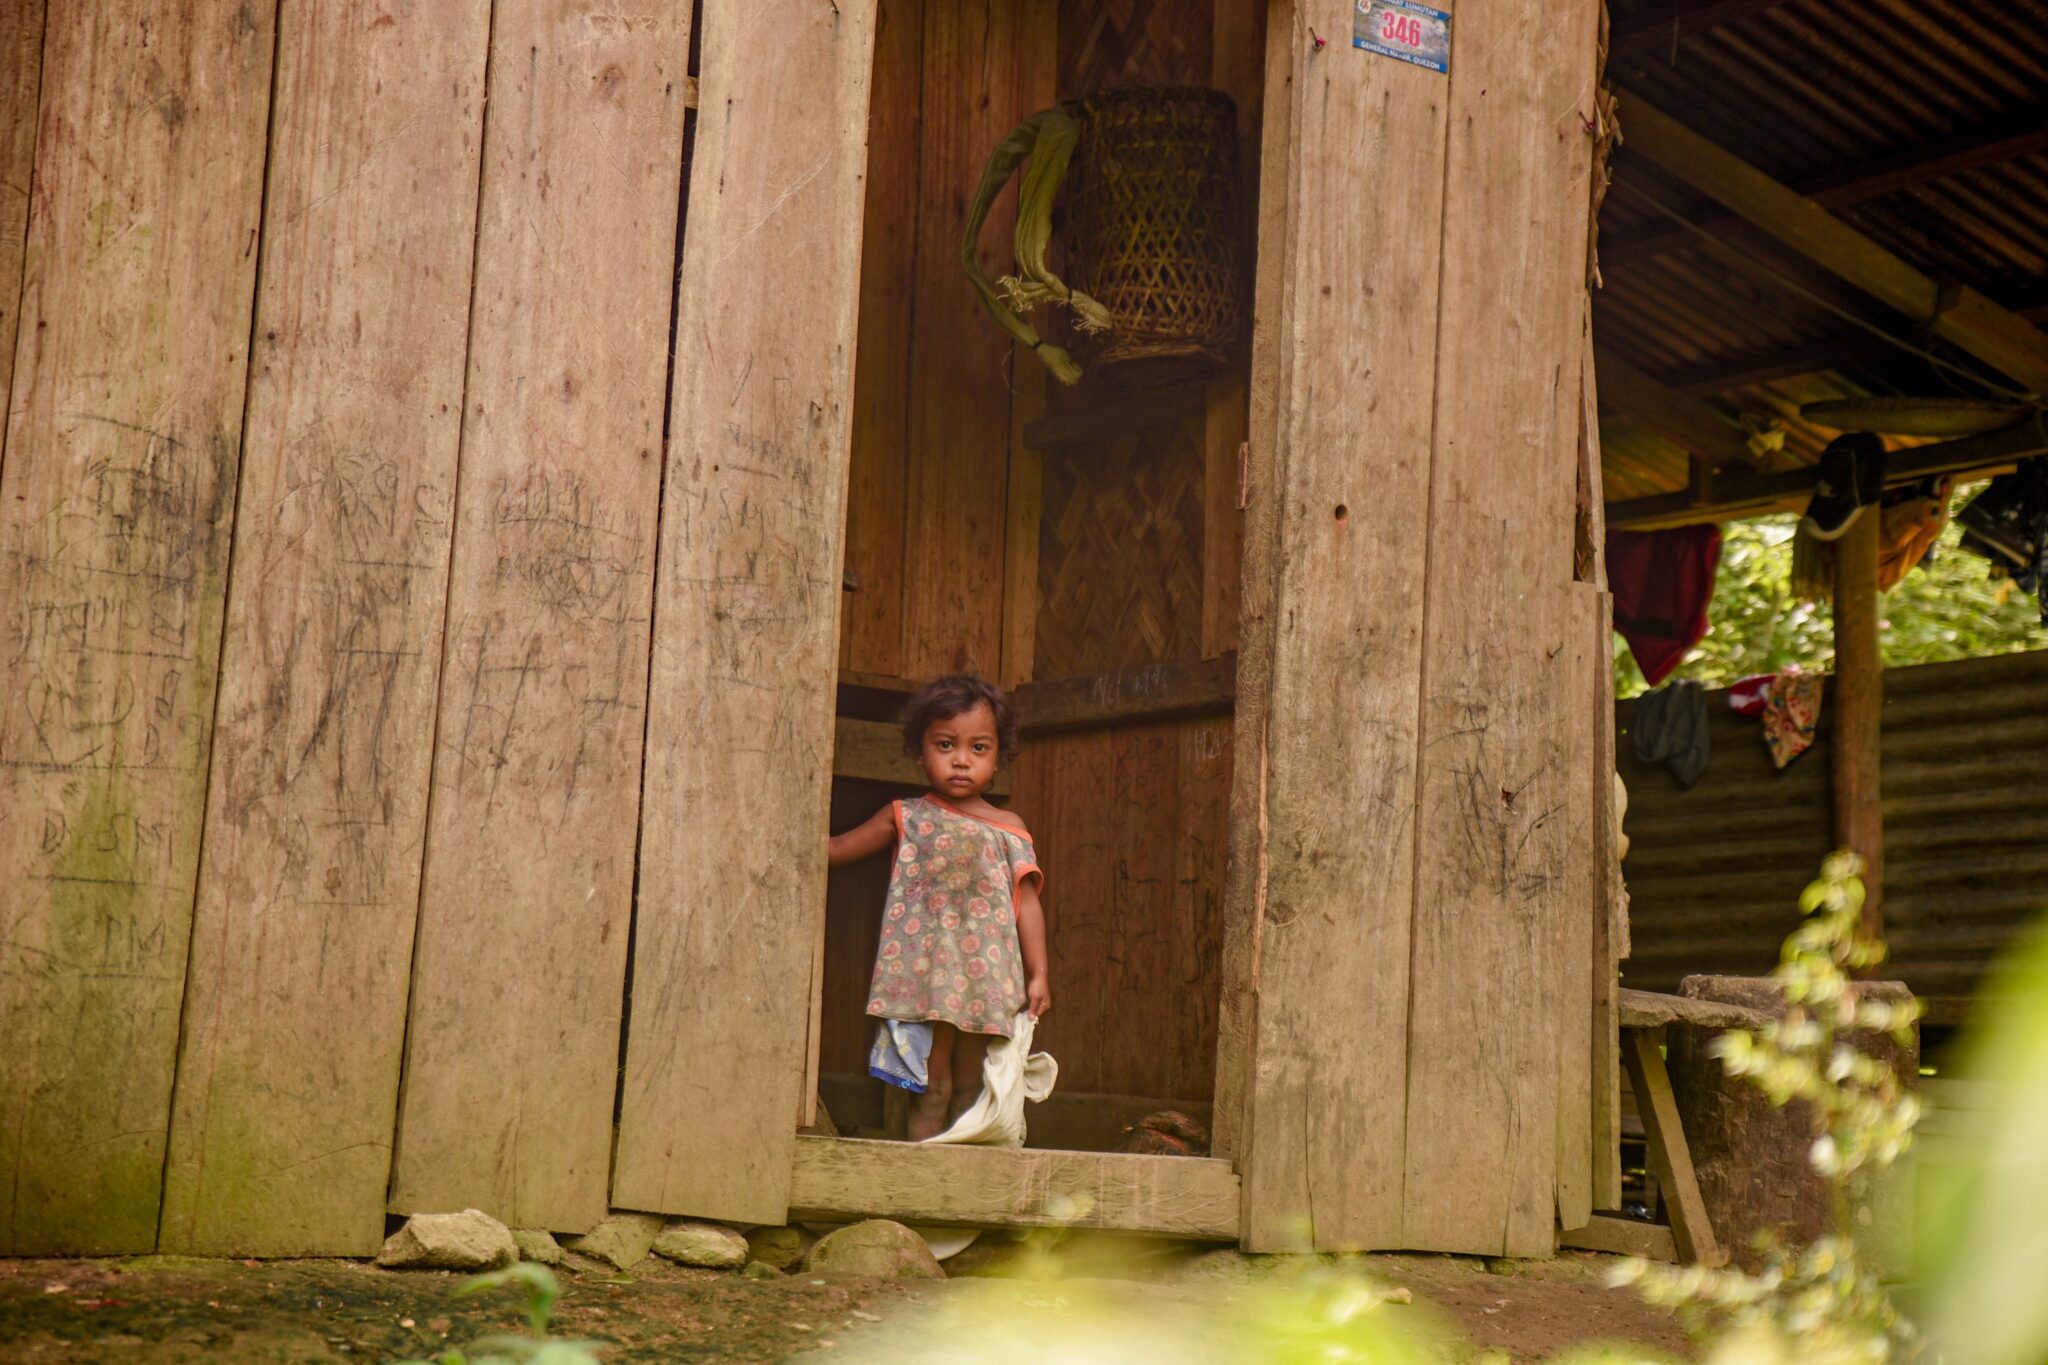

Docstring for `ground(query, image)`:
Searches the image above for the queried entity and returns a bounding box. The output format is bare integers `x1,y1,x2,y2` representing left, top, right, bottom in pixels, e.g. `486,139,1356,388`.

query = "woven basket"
1066,87,1243,386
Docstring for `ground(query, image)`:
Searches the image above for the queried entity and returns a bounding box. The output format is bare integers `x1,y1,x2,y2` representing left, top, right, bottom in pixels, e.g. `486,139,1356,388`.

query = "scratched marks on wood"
392,0,688,1236
160,0,491,1257
0,0,44,475
613,0,876,1226
0,0,274,1256
1398,0,1600,1257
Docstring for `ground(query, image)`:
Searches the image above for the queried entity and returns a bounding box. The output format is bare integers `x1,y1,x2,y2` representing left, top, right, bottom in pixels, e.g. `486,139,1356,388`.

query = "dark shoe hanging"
1801,433,1889,542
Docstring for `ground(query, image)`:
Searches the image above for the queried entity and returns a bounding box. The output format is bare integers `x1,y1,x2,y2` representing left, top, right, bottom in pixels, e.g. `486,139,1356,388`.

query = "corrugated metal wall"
1618,649,2048,1014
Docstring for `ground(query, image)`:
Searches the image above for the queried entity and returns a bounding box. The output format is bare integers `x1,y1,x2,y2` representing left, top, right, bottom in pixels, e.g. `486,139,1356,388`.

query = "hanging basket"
1066,87,1243,386
961,88,1244,387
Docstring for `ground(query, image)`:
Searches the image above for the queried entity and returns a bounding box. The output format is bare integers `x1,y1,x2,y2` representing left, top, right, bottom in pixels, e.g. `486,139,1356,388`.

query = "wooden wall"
0,0,874,1257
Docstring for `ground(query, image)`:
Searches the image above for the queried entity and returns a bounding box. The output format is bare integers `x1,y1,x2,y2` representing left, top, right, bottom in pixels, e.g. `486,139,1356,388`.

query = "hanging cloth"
1631,680,1711,789
1760,670,1824,770
923,1011,1057,1149
1956,456,2048,624
1791,477,1952,602
1607,526,1723,687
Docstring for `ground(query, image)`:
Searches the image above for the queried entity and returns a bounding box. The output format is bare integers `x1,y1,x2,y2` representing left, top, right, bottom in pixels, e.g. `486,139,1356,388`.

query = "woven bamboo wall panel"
1035,412,1209,678
1060,0,1213,95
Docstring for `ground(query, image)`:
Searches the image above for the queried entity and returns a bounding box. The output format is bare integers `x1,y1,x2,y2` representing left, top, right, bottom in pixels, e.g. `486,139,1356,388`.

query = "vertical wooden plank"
1000,409,1044,688
1555,585,1600,1232
1622,1027,1722,1265
612,0,876,1226
1200,0,1262,661
837,0,923,680
387,0,689,1235
0,0,274,1256
1400,0,1599,1256
899,0,1054,679
159,2,491,1256
1172,715,1232,1100
1212,0,1300,1167
0,0,45,471
1237,0,1451,1252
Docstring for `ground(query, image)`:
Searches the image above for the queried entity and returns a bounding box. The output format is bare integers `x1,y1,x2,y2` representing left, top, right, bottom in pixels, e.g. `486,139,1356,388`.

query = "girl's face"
919,701,1000,799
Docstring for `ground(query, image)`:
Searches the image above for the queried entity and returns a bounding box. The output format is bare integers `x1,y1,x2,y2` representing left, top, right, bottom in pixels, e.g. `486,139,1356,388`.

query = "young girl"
828,674,1051,1141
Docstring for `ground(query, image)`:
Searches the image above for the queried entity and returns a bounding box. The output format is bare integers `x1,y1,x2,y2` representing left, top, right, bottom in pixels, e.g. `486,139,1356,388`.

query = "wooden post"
1832,509,1884,939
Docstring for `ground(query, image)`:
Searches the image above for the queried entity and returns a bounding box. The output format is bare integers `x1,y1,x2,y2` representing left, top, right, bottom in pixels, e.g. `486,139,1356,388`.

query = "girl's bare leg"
947,1031,991,1124
907,1023,955,1141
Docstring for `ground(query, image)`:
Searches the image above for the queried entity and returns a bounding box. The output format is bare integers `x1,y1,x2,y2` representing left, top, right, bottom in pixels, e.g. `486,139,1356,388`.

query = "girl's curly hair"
900,674,1021,767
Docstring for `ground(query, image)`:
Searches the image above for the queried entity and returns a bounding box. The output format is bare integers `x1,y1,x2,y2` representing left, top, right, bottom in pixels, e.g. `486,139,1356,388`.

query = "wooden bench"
1561,988,1764,1264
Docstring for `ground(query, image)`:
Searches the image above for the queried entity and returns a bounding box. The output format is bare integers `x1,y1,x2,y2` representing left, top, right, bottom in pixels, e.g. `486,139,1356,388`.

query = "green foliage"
1610,853,1924,1363
1615,502,2048,699
398,1264,604,1365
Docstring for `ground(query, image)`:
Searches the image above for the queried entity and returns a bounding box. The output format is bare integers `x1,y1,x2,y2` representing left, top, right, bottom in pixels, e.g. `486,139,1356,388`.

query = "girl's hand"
1027,975,1052,1018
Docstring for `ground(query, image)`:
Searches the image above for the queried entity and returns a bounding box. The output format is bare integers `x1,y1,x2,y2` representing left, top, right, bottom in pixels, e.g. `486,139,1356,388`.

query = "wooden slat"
1237,0,1450,1253
1609,0,1793,53
611,0,876,1226
0,0,43,475
160,1,492,1257
787,1137,1241,1240
387,0,688,1235
1556,587,1601,1233
1593,348,1756,468
1202,0,1260,664
836,0,922,679
1623,97,2048,395
1621,1027,1723,1265
898,0,1053,677
0,0,274,1256
1014,655,1235,734
1401,0,1598,1257
1211,0,1301,1167
833,718,1011,796
1560,1212,1677,1261
1000,404,1044,688
1618,988,1771,1031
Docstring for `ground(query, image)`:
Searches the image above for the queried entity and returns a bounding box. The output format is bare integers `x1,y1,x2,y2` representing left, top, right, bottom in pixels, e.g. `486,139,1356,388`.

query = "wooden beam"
1022,379,1208,450
1623,98,2048,395
1610,0,1792,54
1596,347,1756,466
1670,332,1900,396
1560,1212,1678,1261
1621,1029,1724,1265
1604,107,2048,268
786,1136,1241,1240
1606,417,2048,528
1833,511,1883,941
1012,655,1237,735
834,718,1011,795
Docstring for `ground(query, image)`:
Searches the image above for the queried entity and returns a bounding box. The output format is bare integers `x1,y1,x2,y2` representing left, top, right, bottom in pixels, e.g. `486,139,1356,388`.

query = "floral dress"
866,795,1040,1038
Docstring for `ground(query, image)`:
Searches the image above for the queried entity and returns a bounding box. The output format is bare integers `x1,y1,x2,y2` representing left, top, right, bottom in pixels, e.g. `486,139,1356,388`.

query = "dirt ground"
0,1235,1696,1363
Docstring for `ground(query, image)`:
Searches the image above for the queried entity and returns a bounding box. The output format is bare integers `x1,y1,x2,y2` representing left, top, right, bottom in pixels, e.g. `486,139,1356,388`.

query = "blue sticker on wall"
1354,0,1451,74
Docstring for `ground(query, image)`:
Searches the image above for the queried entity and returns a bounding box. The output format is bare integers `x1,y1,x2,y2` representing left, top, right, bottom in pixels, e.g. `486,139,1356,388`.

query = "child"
828,674,1051,1141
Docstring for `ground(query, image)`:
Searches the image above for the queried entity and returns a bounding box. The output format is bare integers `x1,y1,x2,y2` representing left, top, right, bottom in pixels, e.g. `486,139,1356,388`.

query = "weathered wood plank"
0,0,274,1256
1014,655,1236,735
611,0,876,1226
0,0,44,473
836,0,922,679
787,1137,1241,1240
898,0,1054,677
1618,988,1772,1032
1000,420,1044,688
1400,0,1599,1256
1622,1027,1723,1265
1556,587,1601,1233
159,1,491,1256
1560,1212,1677,1262
1238,0,1451,1252
1211,0,1302,1167
387,0,689,1235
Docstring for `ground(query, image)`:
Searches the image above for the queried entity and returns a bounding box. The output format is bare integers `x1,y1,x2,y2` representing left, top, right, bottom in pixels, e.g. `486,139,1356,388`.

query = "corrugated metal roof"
1595,0,2048,501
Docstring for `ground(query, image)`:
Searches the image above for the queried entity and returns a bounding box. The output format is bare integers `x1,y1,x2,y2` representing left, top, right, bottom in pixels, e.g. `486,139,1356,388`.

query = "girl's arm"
828,804,897,868
1015,875,1051,1017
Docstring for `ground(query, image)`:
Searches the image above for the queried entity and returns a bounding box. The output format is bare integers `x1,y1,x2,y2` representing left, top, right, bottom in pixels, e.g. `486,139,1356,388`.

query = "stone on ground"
744,1225,815,1270
653,1219,748,1269
742,1259,784,1280
376,1210,517,1271
805,1219,945,1280
564,1212,667,1271
512,1228,563,1265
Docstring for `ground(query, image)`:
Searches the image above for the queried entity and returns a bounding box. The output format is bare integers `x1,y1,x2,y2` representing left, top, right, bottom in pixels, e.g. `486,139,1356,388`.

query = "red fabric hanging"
1607,525,1722,687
